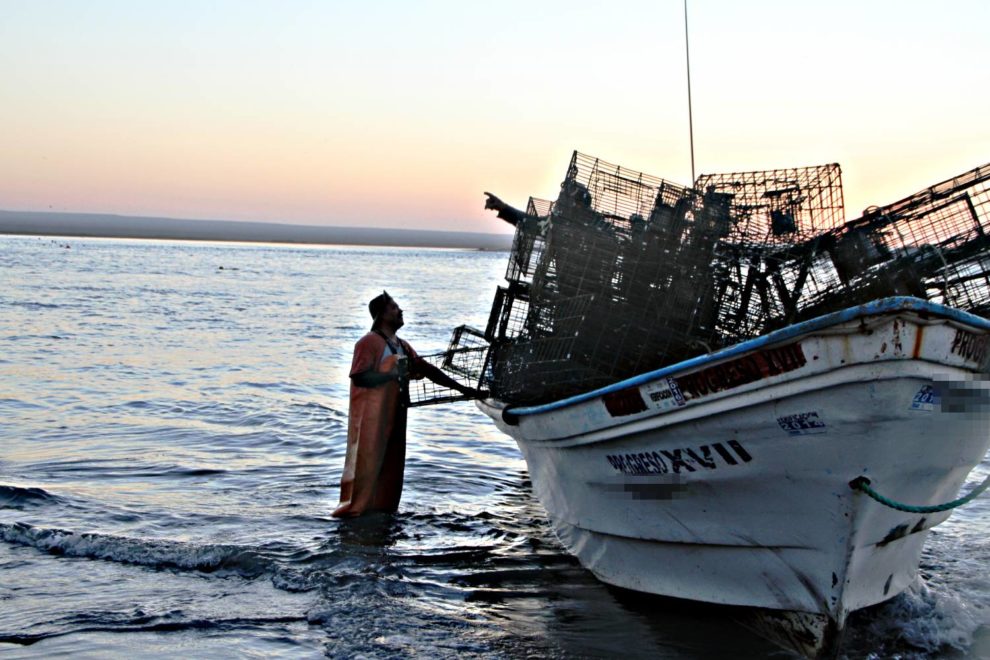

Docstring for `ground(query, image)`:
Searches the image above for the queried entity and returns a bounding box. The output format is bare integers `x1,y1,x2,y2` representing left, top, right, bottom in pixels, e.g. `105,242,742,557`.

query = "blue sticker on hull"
910,384,938,411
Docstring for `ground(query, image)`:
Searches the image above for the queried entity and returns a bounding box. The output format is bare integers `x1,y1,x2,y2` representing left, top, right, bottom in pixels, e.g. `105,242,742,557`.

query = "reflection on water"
0,236,987,658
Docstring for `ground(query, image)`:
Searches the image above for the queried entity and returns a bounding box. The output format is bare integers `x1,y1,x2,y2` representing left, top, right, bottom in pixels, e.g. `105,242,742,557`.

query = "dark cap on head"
368,290,392,327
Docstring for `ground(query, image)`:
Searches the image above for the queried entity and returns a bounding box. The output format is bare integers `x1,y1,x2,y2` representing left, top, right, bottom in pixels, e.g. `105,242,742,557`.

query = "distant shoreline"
0,209,514,251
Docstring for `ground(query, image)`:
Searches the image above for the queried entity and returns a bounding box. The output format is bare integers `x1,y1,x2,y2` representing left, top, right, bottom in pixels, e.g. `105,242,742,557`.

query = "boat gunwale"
503,296,990,417
503,360,973,448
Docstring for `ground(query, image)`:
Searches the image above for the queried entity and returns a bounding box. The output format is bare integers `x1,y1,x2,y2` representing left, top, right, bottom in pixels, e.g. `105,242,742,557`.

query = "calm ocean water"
1,235,988,659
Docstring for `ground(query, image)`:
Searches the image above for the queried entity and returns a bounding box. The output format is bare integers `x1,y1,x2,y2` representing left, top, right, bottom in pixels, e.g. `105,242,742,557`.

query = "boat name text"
602,387,649,416
950,329,988,365
675,343,807,400
606,440,752,475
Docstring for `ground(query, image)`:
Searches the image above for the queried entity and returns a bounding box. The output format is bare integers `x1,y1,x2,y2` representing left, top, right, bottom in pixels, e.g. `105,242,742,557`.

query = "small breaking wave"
7,301,61,310
0,522,269,578
0,485,62,510
0,615,309,647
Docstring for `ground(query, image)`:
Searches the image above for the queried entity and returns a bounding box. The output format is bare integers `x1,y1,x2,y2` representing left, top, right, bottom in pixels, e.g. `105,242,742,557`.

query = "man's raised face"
382,299,404,330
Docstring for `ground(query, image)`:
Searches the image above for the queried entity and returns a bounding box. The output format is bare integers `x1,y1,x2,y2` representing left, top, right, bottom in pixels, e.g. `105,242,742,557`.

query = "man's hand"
458,387,488,400
483,192,526,226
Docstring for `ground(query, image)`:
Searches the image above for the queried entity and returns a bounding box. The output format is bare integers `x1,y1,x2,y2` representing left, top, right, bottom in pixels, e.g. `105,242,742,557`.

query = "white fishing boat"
412,152,990,656
409,12,990,652
476,297,990,656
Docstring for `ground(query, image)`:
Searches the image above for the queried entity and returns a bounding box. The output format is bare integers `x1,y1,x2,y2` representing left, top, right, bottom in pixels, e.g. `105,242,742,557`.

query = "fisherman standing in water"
333,291,482,517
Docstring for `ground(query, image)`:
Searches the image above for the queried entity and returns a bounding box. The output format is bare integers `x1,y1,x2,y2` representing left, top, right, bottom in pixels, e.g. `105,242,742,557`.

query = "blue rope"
850,474,990,514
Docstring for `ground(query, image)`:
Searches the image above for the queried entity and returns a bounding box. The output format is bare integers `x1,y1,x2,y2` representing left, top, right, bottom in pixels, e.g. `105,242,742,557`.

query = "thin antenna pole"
684,0,696,184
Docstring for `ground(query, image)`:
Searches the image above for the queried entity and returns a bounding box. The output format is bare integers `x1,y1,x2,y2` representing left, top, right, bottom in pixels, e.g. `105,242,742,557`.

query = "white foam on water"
0,522,267,577
862,579,986,656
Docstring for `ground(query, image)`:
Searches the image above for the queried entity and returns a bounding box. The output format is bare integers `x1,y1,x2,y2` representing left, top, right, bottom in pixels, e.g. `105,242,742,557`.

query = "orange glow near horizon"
1,1,987,233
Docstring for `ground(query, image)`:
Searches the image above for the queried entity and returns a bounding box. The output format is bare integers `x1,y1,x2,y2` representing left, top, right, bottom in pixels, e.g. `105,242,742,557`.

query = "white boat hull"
478,300,990,645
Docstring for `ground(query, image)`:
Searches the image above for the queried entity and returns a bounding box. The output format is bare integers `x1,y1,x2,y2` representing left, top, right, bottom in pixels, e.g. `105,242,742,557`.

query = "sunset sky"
1,1,987,234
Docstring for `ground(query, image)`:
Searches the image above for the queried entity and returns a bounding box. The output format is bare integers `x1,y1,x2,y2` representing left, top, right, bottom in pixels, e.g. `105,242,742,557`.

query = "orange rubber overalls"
333,332,420,517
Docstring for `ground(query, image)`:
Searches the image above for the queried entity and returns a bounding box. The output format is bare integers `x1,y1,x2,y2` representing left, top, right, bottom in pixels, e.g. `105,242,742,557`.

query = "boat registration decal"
606,440,752,475
641,378,686,412
950,329,988,365
910,384,938,411
674,343,806,401
776,411,827,435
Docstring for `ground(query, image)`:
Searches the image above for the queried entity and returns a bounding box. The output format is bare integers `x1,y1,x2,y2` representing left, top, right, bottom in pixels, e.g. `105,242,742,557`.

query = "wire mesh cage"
504,197,552,286
486,152,729,404
695,164,847,346
416,152,990,408
484,285,531,342
792,162,990,322
407,325,490,407
696,164,845,244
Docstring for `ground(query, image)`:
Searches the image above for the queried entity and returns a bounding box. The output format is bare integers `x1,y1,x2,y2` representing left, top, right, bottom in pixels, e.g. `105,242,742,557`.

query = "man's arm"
414,359,485,398
350,368,397,388
484,192,528,227
350,333,394,388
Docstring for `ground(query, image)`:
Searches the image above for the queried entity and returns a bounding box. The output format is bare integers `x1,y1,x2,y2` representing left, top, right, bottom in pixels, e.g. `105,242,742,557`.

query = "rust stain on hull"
912,326,924,359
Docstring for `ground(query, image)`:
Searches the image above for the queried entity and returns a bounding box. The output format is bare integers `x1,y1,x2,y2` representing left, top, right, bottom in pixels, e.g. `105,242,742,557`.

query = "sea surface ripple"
1,235,987,658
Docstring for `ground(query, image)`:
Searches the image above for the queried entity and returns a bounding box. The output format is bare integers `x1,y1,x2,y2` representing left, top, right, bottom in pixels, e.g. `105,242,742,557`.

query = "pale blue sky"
1,1,987,232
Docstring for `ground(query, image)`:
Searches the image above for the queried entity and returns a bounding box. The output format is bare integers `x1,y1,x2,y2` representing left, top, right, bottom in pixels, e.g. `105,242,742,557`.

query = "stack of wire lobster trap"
410,151,990,407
